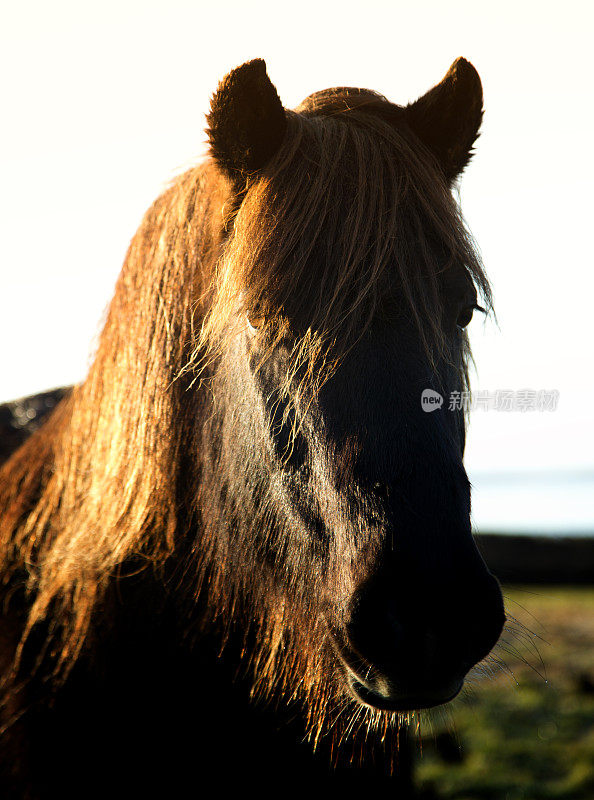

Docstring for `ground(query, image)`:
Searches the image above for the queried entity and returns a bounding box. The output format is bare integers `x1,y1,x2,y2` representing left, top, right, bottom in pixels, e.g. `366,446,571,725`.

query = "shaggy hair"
0,76,491,751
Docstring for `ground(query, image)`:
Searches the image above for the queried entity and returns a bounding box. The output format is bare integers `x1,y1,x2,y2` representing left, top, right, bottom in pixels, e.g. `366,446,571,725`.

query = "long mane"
0,163,228,669
0,89,490,710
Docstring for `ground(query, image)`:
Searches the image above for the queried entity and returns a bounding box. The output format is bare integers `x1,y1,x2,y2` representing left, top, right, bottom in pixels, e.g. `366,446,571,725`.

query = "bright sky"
2,1,593,487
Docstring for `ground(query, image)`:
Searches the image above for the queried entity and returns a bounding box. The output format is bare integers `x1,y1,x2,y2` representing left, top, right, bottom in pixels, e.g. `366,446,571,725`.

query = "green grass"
413,587,594,799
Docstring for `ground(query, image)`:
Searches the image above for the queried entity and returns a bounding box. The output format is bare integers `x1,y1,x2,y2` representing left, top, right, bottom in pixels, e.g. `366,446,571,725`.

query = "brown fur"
0,61,493,769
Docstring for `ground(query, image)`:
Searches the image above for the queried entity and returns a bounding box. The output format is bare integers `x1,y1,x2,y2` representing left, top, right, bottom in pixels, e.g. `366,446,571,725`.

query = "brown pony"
0,59,504,796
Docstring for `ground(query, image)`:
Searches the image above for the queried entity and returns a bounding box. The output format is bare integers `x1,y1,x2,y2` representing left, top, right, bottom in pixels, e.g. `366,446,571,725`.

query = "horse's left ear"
207,59,287,181
405,58,483,182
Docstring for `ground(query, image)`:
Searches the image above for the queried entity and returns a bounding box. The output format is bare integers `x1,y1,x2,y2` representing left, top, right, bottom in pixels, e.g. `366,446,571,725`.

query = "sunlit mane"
0,59,501,781
196,94,490,394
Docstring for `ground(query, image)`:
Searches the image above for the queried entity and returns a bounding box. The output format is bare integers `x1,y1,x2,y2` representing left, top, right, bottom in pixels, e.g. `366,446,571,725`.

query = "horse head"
199,59,505,716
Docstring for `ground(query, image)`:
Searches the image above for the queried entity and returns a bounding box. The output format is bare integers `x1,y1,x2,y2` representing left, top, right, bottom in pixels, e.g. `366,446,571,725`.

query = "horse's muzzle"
328,627,464,711
328,568,505,713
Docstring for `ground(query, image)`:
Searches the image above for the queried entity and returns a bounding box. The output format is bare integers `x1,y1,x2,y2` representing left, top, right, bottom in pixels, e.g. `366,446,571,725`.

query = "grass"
412,587,594,799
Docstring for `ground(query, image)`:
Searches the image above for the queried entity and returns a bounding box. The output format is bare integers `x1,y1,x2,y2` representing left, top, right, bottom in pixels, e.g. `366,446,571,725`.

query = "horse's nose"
342,565,505,711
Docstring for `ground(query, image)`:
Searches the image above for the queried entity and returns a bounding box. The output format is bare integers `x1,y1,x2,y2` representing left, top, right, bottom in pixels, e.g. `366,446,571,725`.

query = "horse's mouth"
346,672,463,713
327,627,463,713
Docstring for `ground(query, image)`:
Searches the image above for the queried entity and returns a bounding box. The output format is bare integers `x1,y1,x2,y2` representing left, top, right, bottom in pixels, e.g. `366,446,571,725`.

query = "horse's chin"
345,672,463,713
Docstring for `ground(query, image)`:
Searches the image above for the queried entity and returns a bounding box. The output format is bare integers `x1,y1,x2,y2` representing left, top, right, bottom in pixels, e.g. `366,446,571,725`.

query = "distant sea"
469,470,594,537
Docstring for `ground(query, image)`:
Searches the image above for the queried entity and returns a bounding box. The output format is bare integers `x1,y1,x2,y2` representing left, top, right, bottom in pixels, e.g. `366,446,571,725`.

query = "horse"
0,58,505,797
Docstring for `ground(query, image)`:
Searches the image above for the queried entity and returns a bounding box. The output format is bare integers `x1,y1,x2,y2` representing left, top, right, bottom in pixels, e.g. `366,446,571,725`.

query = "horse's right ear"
207,59,287,182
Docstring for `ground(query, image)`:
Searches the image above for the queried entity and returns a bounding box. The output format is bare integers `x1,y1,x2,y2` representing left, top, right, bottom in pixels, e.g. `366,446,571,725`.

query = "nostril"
463,575,506,662
468,606,506,666
346,605,504,683
439,594,505,673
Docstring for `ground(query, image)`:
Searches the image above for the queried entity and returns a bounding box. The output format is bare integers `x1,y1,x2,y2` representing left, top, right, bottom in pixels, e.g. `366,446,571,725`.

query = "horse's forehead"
294,86,393,115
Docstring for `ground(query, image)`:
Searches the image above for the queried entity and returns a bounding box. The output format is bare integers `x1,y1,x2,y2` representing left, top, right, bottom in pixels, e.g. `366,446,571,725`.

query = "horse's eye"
456,306,475,329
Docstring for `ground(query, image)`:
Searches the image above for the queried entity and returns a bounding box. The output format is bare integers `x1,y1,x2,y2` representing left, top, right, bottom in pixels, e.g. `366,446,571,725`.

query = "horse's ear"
405,58,483,182
207,59,287,181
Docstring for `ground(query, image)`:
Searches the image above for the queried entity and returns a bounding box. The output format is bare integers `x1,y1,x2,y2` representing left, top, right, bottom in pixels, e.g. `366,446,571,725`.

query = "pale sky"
2,1,593,492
